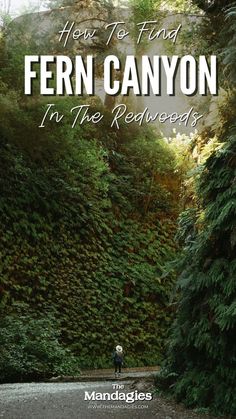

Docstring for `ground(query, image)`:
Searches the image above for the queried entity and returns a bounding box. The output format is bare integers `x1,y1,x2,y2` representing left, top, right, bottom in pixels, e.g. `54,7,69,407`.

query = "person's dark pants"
114,362,122,373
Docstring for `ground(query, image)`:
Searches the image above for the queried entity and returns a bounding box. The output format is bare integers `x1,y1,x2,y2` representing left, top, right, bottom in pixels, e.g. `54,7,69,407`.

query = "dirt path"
0,381,222,419
52,366,160,382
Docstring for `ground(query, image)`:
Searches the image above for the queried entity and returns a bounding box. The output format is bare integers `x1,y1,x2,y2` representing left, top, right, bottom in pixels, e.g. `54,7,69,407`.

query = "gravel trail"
0,381,221,419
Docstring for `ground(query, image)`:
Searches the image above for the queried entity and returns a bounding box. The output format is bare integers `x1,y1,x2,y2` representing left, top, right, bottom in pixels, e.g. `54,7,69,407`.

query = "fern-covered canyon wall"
0,2,235,417
160,2,236,416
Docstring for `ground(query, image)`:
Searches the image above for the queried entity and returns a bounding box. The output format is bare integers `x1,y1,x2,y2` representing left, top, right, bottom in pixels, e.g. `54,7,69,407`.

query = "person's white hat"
116,345,123,352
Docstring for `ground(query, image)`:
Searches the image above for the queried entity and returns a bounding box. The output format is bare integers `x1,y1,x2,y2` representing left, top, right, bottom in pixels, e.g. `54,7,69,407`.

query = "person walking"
113,345,124,378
